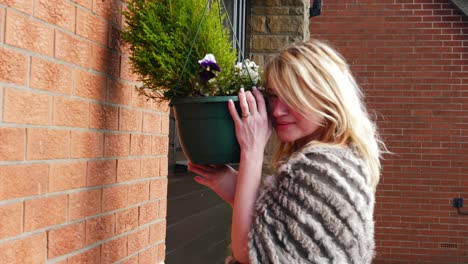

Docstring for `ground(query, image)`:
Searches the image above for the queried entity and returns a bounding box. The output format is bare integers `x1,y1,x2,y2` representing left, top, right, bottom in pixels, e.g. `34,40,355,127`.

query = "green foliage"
122,0,256,101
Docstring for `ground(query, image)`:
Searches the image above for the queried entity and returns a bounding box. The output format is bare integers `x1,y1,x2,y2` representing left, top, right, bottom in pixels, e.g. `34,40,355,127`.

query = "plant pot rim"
170,96,239,105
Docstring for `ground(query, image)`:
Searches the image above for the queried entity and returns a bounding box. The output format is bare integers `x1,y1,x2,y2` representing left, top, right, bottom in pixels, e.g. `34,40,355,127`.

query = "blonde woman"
188,39,385,264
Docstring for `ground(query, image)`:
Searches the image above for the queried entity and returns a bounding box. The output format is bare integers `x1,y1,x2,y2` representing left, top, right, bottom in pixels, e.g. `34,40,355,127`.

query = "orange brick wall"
0,0,168,263
311,0,468,263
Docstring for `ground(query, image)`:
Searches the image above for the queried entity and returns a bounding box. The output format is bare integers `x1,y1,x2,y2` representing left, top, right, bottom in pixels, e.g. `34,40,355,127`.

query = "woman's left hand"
228,87,271,156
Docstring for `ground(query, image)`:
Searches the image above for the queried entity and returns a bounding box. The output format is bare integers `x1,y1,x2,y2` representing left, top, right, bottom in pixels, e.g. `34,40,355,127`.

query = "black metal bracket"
453,197,468,215
310,0,322,18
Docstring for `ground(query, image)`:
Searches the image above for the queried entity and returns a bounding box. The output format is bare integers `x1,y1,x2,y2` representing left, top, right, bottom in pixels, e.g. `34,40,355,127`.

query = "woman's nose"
270,98,289,117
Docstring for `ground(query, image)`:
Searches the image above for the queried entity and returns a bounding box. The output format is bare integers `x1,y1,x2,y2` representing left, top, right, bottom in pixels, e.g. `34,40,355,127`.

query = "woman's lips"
275,121,294,130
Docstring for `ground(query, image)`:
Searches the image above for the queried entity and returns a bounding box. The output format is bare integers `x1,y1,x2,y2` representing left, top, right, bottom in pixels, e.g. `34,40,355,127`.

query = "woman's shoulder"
278,143,372,190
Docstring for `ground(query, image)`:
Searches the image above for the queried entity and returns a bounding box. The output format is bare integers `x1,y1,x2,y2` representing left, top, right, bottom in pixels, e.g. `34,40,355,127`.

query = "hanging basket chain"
176,0,255,94
219,0,255,85
176,0,211,94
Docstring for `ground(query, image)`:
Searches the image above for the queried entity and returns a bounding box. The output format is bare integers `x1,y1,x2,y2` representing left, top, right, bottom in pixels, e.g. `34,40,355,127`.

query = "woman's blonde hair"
266,39,385,189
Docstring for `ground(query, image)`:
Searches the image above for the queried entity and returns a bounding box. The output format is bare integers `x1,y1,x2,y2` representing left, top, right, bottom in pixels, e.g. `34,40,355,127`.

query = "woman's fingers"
193,176,211,188
252,87,267,117
245,90,258,115
238,88,250,117
228,99,241,124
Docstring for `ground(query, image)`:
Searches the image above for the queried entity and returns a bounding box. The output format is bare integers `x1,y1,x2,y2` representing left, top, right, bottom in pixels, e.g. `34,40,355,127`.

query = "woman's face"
269,94,324,143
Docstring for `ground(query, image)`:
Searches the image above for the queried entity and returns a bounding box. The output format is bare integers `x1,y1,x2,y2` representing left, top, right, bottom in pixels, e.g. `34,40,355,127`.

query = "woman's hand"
228,87,271,156
188,162,238,206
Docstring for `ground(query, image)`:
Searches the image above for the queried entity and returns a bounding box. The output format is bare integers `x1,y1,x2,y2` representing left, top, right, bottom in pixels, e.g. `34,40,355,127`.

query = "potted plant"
122,0,261,164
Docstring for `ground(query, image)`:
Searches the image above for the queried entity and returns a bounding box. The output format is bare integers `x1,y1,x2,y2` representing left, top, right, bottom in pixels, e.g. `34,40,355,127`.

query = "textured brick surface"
55,30,92,68
30,57,73,94
4,88,51,125
34,0,75,32
48,222,86,258
0,0,168,262
0,233,46,264
0,164,48,200
87,159,117,186
0,127,24,161
5,10,54,56
68,189,102,221
0,202,22,239
24,195,67,231
53,97,89,128
27,128,69,160
49,162,87,192
0,45,28,85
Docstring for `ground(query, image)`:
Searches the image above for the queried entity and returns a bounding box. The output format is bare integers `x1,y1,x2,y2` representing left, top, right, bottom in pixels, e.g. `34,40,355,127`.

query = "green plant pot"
171,96,240,165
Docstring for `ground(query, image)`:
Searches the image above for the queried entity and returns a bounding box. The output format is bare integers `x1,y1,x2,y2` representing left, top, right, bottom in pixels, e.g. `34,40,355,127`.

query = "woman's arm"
228,88,271,263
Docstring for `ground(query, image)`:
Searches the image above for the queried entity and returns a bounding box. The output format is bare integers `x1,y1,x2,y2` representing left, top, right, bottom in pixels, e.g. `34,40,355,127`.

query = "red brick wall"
311,0,468,263
0,0,168,263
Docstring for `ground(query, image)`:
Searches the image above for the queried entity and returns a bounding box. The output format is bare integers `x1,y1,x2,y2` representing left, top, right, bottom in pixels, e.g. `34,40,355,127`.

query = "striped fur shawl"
248,144,376,264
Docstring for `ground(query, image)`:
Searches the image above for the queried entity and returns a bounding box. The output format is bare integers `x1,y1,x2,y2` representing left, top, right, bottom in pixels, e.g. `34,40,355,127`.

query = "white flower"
235,59,260,84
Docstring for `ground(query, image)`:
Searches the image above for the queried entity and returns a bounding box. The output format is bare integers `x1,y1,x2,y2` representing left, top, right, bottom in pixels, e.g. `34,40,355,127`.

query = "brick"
252,35,288,52
24,194,67,231
0,0,33,14
159,199,166,218
120,55,139,82
139,201,158,225
76,8,108,45
85,214,114,245
141,158,160,178
53,96,89,128
128,181,149,205
0,164,48,200
159,157,168,177
93,0,122,25
69,189,102,221
87,159,117,186
101,236,127,264
138,244,158,264
91,44,120,76
89,103,119,130
153,100,170,113
55,30,92,68
119,108,142,132
68,247,100,264
34,0,75,32
161,115,169,135
0,233,46,264
104,133,130,157
71,131,104,158
142,113,161,133
102,185,127,212
49,162,87,193
5,10,54,56
30,57,73,94
72,0,92,9
0,202,22,239
151,136,169,156
149,220,166,243
0,47,28,85
74,69,107,101
268,16,304,34
120,255,138,264
131,88,152,109
107,79,132,105
109,24,130,54
130,134,152,156
0,127,24,161
157,243,165,262
128,227,149,254
26,128,69,160
115,207,138,234
149,178,167,200
4,88,51,125
116,158,141,182
48,222,86,258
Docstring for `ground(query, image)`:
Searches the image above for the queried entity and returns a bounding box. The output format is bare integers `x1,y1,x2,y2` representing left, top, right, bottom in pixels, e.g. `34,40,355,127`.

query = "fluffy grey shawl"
247,144,376,264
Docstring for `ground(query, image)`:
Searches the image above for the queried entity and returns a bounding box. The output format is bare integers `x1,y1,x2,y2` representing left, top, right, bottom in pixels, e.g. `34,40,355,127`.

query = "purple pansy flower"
198,54,221,82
